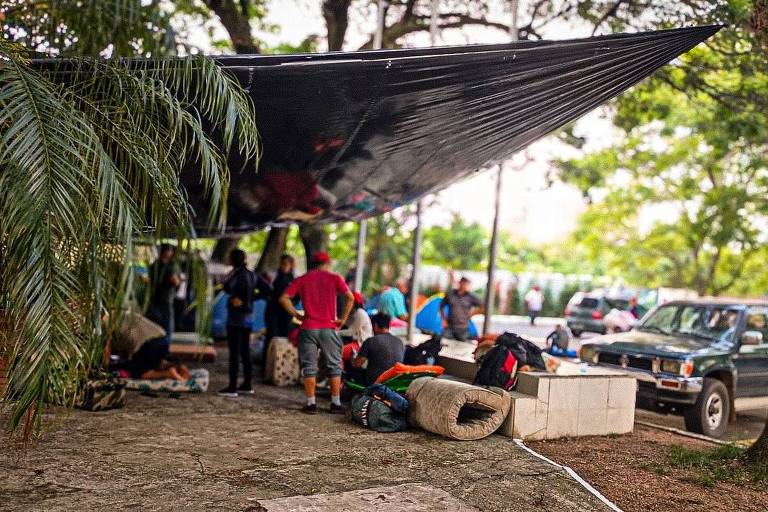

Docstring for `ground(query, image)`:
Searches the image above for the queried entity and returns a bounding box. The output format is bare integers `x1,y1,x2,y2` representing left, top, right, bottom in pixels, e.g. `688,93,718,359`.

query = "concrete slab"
252,483,481,511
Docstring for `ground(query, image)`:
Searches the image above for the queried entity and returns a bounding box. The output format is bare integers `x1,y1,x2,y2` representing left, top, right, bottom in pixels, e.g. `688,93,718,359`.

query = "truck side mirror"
741,330,764,346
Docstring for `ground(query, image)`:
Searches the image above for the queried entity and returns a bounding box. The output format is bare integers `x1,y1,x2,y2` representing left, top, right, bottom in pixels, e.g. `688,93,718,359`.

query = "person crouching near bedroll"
280,251,354,415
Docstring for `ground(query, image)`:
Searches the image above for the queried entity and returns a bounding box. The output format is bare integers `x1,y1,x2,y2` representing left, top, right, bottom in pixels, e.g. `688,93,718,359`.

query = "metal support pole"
482,165,503,335
509,0,519,41
407,201,423,342
430,0,439,45
354,220,367,292
482,0,519,335
354,2,387,294
374,0,387,50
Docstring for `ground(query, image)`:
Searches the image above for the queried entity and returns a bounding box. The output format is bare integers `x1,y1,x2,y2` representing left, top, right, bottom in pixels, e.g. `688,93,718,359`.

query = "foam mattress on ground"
406,377,511,441
169,343,217,362
265,337,300,387
121,368,209,393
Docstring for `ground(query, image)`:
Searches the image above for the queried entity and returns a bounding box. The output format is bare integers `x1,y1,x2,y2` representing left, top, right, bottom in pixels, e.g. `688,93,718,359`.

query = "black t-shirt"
358,332,405,386
149,260,180,305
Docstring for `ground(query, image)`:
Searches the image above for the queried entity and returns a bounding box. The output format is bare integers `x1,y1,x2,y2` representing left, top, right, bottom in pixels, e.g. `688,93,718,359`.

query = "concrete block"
501,392,547,440
606,407,635,434
545,405,579,439
578,378,609,411
547,377,580,413
608,377,637,409
515,372,550,403
577,407,609,437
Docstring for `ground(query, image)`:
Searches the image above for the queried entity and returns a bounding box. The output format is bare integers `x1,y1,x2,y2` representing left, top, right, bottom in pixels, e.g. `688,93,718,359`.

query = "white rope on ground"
513,439,624,512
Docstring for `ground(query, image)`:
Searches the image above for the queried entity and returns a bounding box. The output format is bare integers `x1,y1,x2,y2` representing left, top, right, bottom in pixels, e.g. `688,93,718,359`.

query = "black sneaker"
237,385,254,395
218,387,238,398
329,403,346,415
302,403,318,415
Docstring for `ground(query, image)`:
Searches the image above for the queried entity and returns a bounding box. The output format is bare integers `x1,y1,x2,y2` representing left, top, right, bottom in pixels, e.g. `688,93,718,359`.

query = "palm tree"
0,3,259,436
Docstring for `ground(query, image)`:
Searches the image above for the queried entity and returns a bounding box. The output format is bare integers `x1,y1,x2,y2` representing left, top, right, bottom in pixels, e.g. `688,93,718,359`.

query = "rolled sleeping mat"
405,377,511,441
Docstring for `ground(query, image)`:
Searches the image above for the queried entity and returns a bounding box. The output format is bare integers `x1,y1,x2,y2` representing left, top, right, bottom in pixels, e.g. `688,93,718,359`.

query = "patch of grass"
665,444,768,488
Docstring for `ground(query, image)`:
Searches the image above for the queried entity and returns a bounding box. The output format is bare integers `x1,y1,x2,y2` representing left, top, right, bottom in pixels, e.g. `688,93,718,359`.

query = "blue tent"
415,294,478,337
211,292,267,338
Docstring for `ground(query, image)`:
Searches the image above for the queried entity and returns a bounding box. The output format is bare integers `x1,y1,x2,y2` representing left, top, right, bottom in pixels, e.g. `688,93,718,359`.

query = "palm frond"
0,47,260,435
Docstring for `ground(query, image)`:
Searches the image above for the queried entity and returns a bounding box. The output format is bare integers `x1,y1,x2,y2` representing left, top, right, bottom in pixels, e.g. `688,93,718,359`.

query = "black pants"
227,326,252,388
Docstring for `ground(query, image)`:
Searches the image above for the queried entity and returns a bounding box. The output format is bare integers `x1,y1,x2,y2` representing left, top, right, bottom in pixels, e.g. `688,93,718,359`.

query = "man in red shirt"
280,251,354,414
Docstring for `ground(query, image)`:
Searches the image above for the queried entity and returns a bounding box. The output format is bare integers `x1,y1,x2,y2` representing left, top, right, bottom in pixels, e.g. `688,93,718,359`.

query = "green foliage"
560,5,768,296
2,0,177,57
422,214,488,270
0,4,259,434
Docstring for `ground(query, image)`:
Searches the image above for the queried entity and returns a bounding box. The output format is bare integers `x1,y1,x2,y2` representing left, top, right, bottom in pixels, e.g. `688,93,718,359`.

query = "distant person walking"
280,252,354,414
219,249,258,397
440,277,482,341
146,243,181,345
352,313,405,386
378,278,409,320
525,285,544,326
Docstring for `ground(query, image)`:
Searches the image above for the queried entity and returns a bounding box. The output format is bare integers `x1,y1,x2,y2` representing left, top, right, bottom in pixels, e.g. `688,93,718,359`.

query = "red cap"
353,291,364,305
312,251,331,265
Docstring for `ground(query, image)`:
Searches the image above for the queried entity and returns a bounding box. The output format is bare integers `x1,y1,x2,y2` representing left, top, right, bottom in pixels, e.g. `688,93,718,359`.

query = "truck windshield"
638,304,741,342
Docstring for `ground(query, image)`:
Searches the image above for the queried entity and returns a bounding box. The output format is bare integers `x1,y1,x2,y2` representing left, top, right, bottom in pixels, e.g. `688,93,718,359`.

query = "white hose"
513,439,624,512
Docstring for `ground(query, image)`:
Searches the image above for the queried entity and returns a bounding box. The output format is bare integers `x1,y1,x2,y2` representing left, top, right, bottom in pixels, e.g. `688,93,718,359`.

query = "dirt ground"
0,356,609,512
530,426,768,512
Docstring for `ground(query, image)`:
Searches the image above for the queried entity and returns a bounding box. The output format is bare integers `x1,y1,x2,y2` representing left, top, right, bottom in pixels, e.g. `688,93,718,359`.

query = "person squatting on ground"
111,312,191,381
440,276,482,341
219,249,258,397
280,251,354,414
546,324,571,355
352,312,405,386
145,243,181,344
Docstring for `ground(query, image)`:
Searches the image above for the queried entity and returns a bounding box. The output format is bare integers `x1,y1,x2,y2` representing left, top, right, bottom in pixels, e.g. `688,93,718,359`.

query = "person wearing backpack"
219,249,259,397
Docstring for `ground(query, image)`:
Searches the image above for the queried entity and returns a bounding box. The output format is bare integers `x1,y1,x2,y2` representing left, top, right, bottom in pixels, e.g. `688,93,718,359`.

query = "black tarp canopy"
183,25,719,234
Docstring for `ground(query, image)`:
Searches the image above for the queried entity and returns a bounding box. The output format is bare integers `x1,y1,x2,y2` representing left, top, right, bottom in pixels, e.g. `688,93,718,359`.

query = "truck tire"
684,378,730,438
571,329,583,338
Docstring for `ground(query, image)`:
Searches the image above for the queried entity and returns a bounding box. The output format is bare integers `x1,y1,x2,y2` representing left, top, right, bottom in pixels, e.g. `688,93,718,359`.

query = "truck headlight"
661,359,680,374
580,345,597,364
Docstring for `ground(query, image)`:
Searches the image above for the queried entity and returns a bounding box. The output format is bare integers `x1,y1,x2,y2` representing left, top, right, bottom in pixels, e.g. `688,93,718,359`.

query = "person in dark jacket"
265,254,295,341
145,243,181,345
219,249,258,397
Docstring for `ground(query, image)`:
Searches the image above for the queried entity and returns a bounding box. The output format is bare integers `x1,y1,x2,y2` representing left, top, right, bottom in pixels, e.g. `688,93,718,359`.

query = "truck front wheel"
684,378,730,438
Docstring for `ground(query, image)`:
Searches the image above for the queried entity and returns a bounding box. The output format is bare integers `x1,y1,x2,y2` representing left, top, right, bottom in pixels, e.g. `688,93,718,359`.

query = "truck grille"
598,352,654,371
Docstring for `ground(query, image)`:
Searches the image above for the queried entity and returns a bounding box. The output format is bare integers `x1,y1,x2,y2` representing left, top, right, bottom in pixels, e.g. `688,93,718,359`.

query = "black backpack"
496,332,546,370
473,344,519,390
404,335,442,366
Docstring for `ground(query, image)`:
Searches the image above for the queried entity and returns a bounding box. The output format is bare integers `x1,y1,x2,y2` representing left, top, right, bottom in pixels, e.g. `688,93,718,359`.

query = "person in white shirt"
524,285,544,326
347,292,373,344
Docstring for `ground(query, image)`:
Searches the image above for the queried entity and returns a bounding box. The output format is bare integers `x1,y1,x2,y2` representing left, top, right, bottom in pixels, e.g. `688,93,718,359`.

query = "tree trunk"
299,224,328,268
207,0,260,54
746,417,768,461
255,227,289,273
322,0,351,51
210,236,242,263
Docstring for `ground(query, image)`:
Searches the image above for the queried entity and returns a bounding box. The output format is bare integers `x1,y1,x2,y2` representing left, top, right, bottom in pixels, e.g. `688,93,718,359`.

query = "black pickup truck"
580,299,768,438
